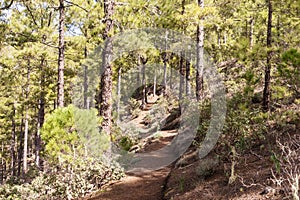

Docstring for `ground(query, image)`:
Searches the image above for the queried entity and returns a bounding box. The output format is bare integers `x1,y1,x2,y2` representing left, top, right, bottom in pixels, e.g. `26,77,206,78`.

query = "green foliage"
222,95,268,150
127,98,141,119
41,105,109,164
0,158,124,200
113,124,139,152
119,136,134,151
270,153,281,173
278,49,300,95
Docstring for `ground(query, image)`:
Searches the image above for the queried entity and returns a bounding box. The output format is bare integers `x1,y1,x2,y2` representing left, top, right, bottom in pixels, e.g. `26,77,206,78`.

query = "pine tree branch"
65,0,88,12
0,0,14,10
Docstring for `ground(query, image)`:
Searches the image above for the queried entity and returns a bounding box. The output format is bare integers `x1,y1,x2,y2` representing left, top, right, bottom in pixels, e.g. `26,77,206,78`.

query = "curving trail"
85,98,178,200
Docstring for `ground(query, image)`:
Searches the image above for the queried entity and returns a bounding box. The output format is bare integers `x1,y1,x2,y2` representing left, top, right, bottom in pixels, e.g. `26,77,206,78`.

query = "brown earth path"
85,96,178,200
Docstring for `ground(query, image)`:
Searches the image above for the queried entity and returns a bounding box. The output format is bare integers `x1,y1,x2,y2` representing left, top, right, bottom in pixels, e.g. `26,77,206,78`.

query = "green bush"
0,158,124,200
0,105,125,200
41,105,109,164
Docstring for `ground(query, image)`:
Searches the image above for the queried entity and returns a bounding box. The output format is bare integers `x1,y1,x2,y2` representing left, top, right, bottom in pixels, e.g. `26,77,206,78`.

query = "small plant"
119,136,134,151
178,177,185,192
127,98,141,119
153,132,162,139
270,152,281,173
114,124,139,152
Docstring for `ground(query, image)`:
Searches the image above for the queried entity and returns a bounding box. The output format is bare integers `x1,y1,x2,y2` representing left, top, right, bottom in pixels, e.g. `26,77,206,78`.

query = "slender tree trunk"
250,17,254,49
169,58,173,89
186,52,191,96
196,0,204,101
23,66,31,175
36,57,45,169
179,53,185,102
180,0,186,103
1,142,4,183
162,31,168,90
217,30,221,48
276,15,280,38
140,55,148,109
83,46,88,109
10,101,16,177
263,0,272,111
245,19,248,38
137,67,141,88
117,67,121,121
17,116,24,177
99,0,114,136
57,0,65,107
1,143,3,184
153,69,156,96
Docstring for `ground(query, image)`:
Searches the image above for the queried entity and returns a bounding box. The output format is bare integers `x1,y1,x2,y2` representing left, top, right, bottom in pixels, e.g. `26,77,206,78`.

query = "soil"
83,99,299,200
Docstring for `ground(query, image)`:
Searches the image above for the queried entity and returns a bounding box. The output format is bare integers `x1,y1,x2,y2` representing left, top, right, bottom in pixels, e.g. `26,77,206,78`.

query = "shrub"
0,105,125,199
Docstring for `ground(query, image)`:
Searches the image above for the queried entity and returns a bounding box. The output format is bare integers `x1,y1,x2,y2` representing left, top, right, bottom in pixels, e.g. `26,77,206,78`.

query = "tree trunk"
36,57,45,169
217,30,221,48
99,0,114,136
83,29,89,109
162,31,168,90
10,101,16,177
1,142,4,183
180,0,186,103
196,0,204,101
117,67,121,121
263,0,272,111
137,67,141,89
17,117,24,177
179,52,185,102
140,55,148,109
186,52,191,96
245,19,248,38
153,69,156,96
169,56,173,89
57,0,65,107
250,17,254,49
23,65,31,175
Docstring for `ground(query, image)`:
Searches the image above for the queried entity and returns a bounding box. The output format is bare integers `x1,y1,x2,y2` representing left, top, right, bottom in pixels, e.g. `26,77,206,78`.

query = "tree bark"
162,31,168,90
186,52,191,96
140,55,148,109
180,0,186,103
17,117,24,177
36,57,45,168
99,0,114,136
263,0,272,111
117,67,121,121
10,101,16,177
1,142,4,183
57,0,65,107
250,17,254,49
137,67,141,89
196,0,204,101
153,69,156,96
169,57,173,89
83,46,88,109
23,65,31,175
179,52,185,102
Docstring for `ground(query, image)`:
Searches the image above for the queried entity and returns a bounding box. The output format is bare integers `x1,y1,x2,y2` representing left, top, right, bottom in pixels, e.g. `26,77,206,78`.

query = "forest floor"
84,97,298,200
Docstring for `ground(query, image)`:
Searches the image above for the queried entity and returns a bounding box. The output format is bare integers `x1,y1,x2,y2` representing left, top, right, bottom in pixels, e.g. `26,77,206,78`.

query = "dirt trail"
86,97,177,200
